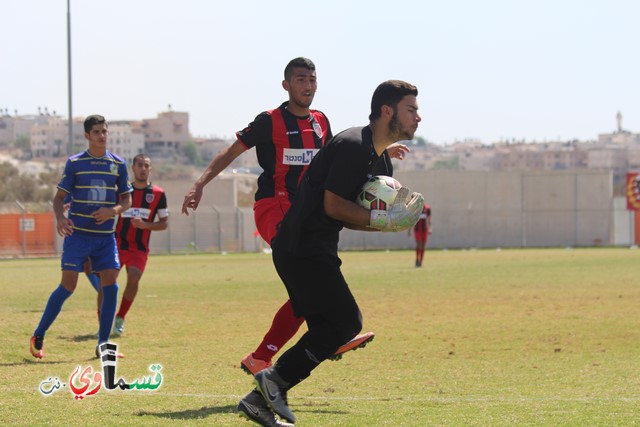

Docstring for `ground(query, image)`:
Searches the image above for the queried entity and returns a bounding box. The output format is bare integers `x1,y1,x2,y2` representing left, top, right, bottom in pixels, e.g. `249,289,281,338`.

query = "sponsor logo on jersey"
121,207,151,218
282,148,320,165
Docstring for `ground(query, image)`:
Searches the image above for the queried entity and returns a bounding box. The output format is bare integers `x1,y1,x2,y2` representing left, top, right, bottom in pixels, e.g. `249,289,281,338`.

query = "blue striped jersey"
58,151,133,236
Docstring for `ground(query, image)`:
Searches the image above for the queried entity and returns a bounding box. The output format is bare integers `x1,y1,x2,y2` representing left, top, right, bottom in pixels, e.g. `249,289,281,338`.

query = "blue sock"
86,273,100,292
98,284,119,344
34,285,73,338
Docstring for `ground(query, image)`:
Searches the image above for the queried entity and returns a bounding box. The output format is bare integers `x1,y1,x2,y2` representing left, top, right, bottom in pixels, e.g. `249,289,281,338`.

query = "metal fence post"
213,206,221,252
237,208,244,252
15,200,26,256
192,209,197,251
521,174,527,248
574,173,579,247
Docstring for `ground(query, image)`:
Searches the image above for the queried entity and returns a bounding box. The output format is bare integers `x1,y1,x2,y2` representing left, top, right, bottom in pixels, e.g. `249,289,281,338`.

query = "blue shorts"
61,233,120,272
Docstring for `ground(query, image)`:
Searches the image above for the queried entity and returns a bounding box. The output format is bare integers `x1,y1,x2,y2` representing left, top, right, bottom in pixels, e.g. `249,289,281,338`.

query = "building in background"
30,116,84,158
0,110,50,150
136,109,190,159
108,121,145,165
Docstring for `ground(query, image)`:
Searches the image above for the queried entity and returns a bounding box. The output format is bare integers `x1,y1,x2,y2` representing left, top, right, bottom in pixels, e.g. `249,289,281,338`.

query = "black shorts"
272,250,357,319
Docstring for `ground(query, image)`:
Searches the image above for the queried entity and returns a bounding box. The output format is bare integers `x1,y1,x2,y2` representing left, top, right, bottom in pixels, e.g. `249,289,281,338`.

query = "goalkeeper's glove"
369,187,425,232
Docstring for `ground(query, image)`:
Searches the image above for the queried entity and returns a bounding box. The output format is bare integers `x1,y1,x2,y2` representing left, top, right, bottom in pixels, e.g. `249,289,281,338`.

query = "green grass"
1,248,639,426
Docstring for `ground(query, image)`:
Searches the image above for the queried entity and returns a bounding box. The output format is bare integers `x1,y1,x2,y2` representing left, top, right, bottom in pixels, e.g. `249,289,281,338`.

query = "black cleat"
254,368,295,424
237,389,294,426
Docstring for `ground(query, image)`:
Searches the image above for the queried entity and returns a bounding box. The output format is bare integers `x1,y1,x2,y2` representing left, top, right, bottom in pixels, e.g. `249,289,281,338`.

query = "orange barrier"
0,213,55,256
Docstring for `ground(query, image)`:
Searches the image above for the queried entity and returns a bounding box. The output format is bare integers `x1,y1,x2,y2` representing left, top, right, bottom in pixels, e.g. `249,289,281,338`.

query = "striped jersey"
236,101,332,202
58,151,133,236
115,184,168,253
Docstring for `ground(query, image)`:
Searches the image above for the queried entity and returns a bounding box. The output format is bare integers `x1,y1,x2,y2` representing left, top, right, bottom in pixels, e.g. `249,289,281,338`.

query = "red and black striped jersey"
414,204,430,233
115,184,168,253
236,101,332,202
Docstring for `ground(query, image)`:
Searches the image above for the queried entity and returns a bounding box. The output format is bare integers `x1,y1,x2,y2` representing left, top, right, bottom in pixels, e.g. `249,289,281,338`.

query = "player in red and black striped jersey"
112,154,168,335
182,58,411,380
409,204,431,267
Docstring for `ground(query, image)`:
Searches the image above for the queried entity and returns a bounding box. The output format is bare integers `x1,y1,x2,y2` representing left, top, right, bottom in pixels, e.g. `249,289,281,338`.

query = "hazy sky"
3,0,639,144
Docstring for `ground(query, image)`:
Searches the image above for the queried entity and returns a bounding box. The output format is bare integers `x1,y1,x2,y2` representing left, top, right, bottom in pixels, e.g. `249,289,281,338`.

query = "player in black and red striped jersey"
182,57,410,381
112,154,168,335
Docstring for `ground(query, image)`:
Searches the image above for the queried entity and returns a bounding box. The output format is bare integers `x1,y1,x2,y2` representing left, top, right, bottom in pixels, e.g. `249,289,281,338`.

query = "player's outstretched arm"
182,140,248,215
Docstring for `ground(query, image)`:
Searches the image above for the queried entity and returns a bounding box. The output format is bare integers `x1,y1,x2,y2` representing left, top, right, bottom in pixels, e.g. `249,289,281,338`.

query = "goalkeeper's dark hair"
369,80,418,122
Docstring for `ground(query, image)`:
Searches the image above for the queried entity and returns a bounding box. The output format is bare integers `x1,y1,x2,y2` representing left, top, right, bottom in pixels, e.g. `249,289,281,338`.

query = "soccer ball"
356,175,402,210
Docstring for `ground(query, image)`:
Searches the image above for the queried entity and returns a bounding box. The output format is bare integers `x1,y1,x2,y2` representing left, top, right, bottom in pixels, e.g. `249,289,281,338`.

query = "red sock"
116,297,134,319
253,300,304,362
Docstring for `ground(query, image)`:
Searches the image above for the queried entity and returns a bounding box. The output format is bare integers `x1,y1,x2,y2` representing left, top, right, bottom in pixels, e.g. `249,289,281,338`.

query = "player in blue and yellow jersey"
30,114,133,359
63,193,102,294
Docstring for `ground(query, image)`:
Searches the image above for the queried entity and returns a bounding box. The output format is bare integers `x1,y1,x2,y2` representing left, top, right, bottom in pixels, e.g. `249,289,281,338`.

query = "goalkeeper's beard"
388,113,414,141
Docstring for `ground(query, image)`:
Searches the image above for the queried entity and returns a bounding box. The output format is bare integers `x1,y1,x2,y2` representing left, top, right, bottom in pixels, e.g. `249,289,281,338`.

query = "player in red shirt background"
409,204,431,267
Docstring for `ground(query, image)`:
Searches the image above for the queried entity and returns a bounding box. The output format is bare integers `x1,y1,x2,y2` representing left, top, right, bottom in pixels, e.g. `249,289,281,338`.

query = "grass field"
1,248,639,426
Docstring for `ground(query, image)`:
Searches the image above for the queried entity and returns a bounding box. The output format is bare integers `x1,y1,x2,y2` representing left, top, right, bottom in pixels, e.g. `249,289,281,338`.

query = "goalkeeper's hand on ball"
369,187,425,232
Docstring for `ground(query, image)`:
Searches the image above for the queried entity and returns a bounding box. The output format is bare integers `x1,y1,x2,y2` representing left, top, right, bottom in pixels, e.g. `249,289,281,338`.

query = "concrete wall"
140,170,616,253
612,197,637,246
338,170,613,250
22,169,627,258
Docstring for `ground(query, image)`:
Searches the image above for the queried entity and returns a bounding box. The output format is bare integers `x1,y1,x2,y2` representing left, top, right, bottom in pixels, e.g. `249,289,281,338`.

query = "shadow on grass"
60,334,98,343
294,402,348,416
0,358,74,366
136,405,237,420
136,404,347,421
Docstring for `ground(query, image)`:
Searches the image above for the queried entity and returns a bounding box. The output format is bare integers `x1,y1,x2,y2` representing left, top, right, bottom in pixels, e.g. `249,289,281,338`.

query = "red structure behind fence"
0,213,55,256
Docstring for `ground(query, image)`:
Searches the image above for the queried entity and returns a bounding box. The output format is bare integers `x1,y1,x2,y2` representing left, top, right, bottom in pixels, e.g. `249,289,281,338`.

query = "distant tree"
0,161,19,182
0,162,19,200
182,140,204,166
38,168,62,189
0,162,58,202
9,174,40,201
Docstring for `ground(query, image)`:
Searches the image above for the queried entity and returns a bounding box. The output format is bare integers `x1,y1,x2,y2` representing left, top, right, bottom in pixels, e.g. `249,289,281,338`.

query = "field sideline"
1,248,639,426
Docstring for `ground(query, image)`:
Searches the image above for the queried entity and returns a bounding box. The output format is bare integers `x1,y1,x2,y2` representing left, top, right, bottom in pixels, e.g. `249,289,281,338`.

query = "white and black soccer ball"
356,175,402,210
